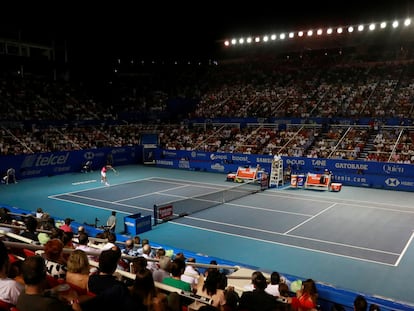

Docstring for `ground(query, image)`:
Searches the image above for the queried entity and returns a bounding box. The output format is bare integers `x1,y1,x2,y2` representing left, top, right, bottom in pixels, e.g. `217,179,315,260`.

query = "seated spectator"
37,217,55,245
162,258,191,292
60,218,74,233
16,255,81,311
42,238,67,281
66,250,90,293
87,248,126,295
121,238,139,257
354,295,368,311
0,240,24,305
243,270,264,292
20,216,39,242
75,232,101,262
152,255,171,283
288,278,318,311
127,268,168,311
181,257,200,292
35,208,44,219
265,271,281,297
238,271,277,311
101,232,117,251
196,269,226,310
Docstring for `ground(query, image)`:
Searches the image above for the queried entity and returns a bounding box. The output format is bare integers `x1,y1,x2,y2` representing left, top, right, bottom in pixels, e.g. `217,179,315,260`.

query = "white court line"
259,191,414,214
226,202,313,217
71,179,97,185
55,193,153,212
170,221,397,267
395,231,414,266
114,184,190,203
269,188,414,209
284,203,337,234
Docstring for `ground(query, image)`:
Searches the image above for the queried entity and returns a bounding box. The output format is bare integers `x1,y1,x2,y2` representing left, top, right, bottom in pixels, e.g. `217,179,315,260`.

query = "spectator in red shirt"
60,218,73,233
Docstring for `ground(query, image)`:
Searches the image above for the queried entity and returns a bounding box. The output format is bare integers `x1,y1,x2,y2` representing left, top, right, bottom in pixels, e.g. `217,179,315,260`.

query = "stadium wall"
0,146,141,180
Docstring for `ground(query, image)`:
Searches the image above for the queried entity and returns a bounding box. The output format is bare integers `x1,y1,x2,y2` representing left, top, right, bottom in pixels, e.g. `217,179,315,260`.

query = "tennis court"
50,175,414,266
2,165,414,305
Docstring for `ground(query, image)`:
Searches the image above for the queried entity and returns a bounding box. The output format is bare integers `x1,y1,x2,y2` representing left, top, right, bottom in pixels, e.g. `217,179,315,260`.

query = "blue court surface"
2,164,414,305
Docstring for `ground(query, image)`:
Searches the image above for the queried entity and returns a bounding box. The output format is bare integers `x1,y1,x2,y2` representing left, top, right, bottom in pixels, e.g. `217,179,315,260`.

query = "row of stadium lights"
224,18,412,47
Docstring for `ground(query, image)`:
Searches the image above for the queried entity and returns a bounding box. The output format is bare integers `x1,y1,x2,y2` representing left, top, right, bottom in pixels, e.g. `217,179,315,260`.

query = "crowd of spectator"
2,44,414,163
0,204,383,311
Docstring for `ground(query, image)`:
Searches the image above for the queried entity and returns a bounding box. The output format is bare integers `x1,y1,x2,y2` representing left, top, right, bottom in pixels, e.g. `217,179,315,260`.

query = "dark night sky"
1,1,413,60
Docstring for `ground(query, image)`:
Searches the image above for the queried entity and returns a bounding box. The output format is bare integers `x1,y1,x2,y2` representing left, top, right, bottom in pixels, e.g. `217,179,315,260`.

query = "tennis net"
153,180,260,225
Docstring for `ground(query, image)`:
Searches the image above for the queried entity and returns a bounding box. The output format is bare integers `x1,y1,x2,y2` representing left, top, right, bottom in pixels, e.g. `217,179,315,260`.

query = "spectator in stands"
42,238,67,280
369,304,380,311
16,255,81,311
20,216,39,242
238,271,277,311
35,208,44,219
133,235,141,250
265,271,281,297
152,256,171,283
130,256,148,275
101,232,117,251
288,278,318,311
87,248,124,294
181,257,200,292
224,288,239,311
37,217,55,245
121,238,139,257
65,250,90,294
0,240,24,305
142,243,157,272
127,267,168,311
60,218,74,233
162,258,191,292
77,226,85,235
354,295,368,311
243,270,264,292
75,232,101,262
196,269,226,310
8,256,24,288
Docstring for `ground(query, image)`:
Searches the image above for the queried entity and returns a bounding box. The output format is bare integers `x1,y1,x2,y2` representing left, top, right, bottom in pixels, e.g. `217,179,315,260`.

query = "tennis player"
101,164,116,186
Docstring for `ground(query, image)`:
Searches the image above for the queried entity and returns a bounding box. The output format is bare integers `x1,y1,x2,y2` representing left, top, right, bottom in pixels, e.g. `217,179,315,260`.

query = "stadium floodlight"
239,38,245,44
337,27,343,34
279,33,286,40
263,35,269,42
392,20,399,28
271,34,277,40
369,23,376,31
348,26,354,33
298,31,304,37
307,30,313,36
246,37,253,43
255,36,261,42
380,22,387,29
404,18,411,26
326,28,333,34
358,24,364,31
317,29,323,35
224,40,230,46
289,32,294,38
231,38,237,45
